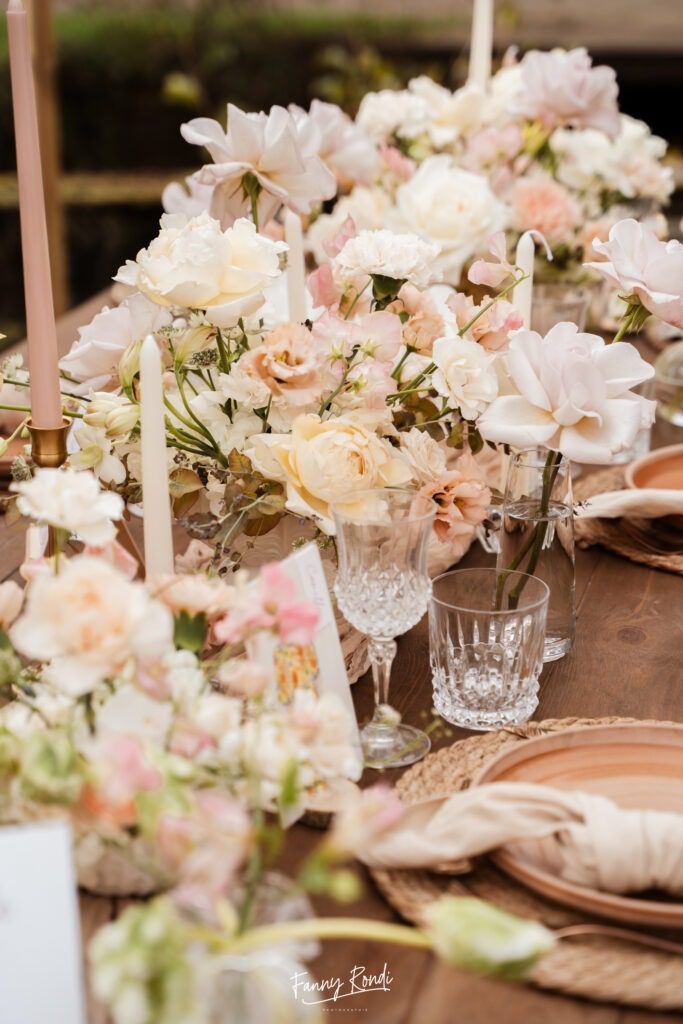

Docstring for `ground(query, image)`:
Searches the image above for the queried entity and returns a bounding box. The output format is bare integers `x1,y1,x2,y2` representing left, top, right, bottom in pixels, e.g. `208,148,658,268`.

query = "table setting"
1,0,683,1021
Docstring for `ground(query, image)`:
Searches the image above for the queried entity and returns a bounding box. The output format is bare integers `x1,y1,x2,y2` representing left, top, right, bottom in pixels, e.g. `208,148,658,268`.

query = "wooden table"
4,294,683,1023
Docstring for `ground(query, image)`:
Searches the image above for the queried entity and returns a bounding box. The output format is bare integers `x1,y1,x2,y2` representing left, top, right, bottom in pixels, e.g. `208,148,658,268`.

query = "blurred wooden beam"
26,0,68,315
0,170,196,208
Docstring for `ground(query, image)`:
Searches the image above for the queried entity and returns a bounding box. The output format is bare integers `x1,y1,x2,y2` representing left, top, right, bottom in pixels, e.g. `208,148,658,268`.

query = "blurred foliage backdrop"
0,0,681,339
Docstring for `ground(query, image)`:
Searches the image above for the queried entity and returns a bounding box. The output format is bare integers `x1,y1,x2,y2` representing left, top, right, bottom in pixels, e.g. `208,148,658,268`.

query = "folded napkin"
355,783,683,896
575,488,683,520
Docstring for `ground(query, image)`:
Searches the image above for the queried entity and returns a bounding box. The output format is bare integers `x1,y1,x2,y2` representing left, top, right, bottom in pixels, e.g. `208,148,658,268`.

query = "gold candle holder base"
27,418,71,558
28,417,70,470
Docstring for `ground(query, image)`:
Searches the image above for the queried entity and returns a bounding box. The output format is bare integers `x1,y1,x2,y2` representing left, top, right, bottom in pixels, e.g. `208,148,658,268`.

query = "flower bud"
118,339,143,395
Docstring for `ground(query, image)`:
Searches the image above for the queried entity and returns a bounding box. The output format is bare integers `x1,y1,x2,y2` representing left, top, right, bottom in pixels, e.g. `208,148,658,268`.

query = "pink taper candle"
6,0,62,428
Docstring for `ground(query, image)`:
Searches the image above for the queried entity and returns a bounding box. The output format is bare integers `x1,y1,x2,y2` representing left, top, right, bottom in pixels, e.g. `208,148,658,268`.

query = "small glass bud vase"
497,448,575,662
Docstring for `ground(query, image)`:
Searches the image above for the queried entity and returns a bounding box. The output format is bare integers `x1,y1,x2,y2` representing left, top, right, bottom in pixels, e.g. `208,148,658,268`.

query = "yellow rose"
247,414,413,534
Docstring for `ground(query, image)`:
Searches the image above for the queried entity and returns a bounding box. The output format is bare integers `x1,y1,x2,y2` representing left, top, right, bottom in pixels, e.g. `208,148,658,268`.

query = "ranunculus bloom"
432,336,499,419
478,322,655,462
10,556,174,696
419,452,491,545
387,156,508,285
181,103,337,227
12,468,124,546
585,219,683,329
510,176,580,246
247,414,413,534
115,213,287,329
60,292,171,394
449,292,523,353
399,427,448,483
149,573,235,621
510,47,620,139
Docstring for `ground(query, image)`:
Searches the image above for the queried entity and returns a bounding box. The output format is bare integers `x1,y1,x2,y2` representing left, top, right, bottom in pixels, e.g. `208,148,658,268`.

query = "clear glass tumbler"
429,568,549,730
333,488,435,769
497,448,575,662
531,283,591,335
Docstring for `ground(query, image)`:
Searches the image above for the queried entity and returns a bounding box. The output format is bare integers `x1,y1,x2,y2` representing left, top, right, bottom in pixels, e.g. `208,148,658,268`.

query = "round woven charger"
370,717,683,1011
574,467,683,575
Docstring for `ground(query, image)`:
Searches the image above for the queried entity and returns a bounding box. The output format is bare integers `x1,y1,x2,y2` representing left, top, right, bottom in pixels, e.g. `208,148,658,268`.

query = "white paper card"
248,543,362,779
0,821,86,1024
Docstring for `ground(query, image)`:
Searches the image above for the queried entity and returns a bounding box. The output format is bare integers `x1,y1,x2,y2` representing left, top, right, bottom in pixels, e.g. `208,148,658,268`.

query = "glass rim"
509,446,569,468
331,487,436,525
431,567,550,614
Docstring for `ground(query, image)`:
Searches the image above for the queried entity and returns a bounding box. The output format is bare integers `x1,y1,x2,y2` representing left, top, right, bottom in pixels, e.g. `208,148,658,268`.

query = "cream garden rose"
115,213,287,329
387,157,508,285
432,336,499,420
247,414,413,534
10,556,174,696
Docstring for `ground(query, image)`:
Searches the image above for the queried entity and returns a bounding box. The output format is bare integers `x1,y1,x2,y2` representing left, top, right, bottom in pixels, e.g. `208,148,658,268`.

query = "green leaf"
446,422,465,449
468,425,484,456
278,758,300,816
173,610,207,653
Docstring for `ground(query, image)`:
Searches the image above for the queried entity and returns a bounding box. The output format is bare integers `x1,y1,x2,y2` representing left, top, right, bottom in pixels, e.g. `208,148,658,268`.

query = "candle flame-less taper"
139,335,175,576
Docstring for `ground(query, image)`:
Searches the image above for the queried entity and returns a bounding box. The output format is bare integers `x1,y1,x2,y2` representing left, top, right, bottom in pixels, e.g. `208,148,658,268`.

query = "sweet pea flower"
478,323,655,463
449,292,523,353
511,47,620,139
181,103,337,228
83,735,163,828
213,562,319,647
468,231,517,290
585,219,683,330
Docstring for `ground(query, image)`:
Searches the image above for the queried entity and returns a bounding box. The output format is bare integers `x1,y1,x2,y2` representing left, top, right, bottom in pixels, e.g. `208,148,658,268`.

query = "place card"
0,821,86,1024
248,543,363,779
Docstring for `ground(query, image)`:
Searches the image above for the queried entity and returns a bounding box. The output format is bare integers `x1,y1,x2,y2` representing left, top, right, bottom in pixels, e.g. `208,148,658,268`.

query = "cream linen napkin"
575,488,683,520
355,783,683,896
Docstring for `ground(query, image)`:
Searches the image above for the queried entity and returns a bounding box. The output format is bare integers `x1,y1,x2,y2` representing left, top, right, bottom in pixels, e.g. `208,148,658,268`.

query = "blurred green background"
1,0,681,341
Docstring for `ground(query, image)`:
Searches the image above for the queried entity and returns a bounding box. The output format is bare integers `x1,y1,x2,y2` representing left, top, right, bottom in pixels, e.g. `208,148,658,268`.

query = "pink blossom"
346,358,395,409
449,292,523,352
468,231,517,289
83,736,162,827
379,144,416,184
511,47,620,139
323,215,357,259
83,540,139,581
277,601,320,645
464,124,523,173
216,660,269,699
329,784,404,856
213,562,319,647
167,717,216,760
419,452,491,545
307,263,341,310
510,176,581,246
388,283,445,355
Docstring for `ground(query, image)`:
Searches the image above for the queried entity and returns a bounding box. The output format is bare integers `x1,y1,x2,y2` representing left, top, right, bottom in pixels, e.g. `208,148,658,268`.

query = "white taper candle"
512,231,535,330
284,209,307,323
468,0,494,90
139,335,174,576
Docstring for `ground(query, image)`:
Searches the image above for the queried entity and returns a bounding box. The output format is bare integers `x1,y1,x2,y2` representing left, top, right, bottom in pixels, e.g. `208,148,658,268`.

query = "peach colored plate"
473,723,683,929
624,444,683,528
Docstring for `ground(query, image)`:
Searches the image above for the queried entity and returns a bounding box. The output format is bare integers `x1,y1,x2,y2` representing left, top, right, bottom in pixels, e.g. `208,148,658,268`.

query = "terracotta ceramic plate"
473,723,683,929
624,444,683,528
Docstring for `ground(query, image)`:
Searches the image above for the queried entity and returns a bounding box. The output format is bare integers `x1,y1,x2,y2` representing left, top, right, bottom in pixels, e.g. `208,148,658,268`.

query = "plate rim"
471,721,683,928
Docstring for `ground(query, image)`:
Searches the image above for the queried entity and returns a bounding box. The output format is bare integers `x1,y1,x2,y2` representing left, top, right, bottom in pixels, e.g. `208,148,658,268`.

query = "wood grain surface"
4,293,682,1022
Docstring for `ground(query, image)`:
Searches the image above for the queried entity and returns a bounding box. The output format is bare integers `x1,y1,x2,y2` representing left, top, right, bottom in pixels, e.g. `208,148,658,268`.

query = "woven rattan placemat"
370,718,683,1010
574,467,683,574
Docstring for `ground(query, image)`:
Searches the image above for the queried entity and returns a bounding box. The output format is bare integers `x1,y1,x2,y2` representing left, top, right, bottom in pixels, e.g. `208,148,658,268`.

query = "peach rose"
511,176,580,246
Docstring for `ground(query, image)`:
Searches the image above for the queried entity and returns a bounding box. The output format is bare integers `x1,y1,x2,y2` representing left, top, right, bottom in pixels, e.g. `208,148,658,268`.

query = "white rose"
12,467,124,545
408,77,487,148
356,88,429,143
10,556,174,696
432,336,499,419
399,427,448,483
388,156,508,284
332,229,442,289
115,213,287,329
93,684,173,747
60,292,172,394
247,413,413,534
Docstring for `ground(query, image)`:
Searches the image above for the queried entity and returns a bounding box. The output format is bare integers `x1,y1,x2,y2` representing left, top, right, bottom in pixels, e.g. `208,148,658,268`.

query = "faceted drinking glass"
429,568,549,730
531,283,591,335
333,488,435,769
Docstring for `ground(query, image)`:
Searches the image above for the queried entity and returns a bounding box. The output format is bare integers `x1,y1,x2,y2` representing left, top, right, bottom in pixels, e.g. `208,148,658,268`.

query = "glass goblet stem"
368,636,397,724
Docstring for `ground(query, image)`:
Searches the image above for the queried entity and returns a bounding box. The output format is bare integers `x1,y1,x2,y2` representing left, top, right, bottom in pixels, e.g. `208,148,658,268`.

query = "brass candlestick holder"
27,417,70,470
27,417,71,557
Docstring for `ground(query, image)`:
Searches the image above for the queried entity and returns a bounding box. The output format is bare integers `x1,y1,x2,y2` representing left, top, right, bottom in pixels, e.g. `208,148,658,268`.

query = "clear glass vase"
530,283,591,335
497,448,575,662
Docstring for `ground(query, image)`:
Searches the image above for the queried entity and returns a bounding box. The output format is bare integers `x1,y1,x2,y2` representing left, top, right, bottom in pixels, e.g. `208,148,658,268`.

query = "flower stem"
223,917,431,957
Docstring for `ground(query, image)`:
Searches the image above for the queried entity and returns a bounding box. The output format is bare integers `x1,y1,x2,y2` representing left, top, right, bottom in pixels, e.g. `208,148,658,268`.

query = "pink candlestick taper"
6,0,62,428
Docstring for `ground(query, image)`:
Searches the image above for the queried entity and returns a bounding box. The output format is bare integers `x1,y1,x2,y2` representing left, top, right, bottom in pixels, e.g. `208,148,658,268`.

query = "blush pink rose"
511,177,580,246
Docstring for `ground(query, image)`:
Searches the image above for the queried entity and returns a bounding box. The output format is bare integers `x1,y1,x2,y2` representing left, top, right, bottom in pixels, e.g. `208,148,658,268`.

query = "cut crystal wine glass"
333,488,435,769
